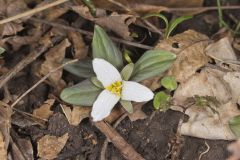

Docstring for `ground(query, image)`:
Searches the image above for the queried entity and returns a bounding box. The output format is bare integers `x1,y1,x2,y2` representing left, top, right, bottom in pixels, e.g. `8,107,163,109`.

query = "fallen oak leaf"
37,133,69,160
33,99,55,120
61,105,91,126
156,30,210,82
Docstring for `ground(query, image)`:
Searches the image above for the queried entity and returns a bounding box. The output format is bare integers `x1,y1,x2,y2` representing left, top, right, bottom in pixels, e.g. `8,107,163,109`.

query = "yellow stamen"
106,81,122,96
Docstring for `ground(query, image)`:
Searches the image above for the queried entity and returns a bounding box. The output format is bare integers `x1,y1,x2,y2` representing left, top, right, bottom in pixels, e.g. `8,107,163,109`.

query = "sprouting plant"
143,13,192,39
60,25,176,121
217,0,240,34
153,76,178,111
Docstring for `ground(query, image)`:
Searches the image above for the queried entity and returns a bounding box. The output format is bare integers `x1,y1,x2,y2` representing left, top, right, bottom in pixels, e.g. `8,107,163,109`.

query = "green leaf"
0,47,5,55
153,91,171,111
161,76,177,91
229,115,240,137
81,0,96,16
120,63,134,81
92,25,123,69
131,50,176,82
166,15,193,38
91,77,104,88
143,13,169,30
60,79,102,106
120,100,133,113
63,58,95,78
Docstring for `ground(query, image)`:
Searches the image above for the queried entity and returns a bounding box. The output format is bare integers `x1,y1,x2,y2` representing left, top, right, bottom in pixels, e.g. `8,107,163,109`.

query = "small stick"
100,113,128,160
0,0,70,25
29,17,154,50
10,59,78,108
198,141,210,160
94,120,145,160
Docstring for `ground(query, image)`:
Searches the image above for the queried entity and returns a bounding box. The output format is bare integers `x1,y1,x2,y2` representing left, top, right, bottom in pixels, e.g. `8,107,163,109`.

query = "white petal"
92,58,122,87
121,81,154,102
91,90,120,121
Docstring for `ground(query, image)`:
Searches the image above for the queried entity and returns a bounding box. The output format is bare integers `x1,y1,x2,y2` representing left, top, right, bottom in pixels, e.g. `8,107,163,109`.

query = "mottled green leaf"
131,50,176,82
229,115,240,137
91,77,104,88
153,91,171,111
60,79,102,106
92,25,123,69
63,58,95,78
0,47,5,55
120,100,133,113
161,76,177,91
120,63,134,81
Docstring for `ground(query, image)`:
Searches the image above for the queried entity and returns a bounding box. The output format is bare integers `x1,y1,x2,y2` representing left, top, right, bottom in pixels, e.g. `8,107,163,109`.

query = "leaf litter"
1,0,240,159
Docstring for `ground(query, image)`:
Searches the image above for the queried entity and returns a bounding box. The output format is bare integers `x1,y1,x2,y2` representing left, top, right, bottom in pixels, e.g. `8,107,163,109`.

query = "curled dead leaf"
33,99,55,120
68,31,88,59
156,30,210,82
37,133,69,160
173,69,231,105
72,6,136,40
61,105,91,126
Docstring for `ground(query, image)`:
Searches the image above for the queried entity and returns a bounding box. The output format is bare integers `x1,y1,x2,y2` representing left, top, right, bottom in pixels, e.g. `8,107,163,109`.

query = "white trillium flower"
91,58,154,121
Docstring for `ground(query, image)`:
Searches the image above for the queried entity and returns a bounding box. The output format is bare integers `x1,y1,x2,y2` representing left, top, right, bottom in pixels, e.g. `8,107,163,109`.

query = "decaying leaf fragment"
172,68,240,140
37,133,69,160
33,99,55,120
40,39,70,90
0,0,29,36
61,105,91,126
72,6,136,40
156,30,209,82
0,132,7,160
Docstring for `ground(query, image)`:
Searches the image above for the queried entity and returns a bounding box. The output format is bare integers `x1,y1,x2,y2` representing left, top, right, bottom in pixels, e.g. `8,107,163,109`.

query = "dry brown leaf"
223,72,240,103
173,69,231,105
227,139,240,160
233,38,240,52
68,31,88,59
206,37,237,61
37,133,69,160
33,99,55,120
0,0,28,36
176,101,239,140
0,132,7,160
40,39,70,90
72,6,136,40
128,102,147,121
171,68,240,140
61,105,91,126
156,30,210,82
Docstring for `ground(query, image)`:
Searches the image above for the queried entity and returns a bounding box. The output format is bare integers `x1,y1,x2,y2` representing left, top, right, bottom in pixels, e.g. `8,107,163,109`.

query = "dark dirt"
5,0,239,160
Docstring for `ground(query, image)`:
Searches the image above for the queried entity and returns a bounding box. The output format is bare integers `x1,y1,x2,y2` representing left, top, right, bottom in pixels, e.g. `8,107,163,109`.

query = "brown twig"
29,17,154,50
10,59,78,108
94,120,145,160
0,0,70,24
100,113,128,160
0,36,63,89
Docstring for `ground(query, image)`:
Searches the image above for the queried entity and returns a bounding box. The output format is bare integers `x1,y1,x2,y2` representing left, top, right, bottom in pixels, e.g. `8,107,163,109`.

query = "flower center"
106,81,122,97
